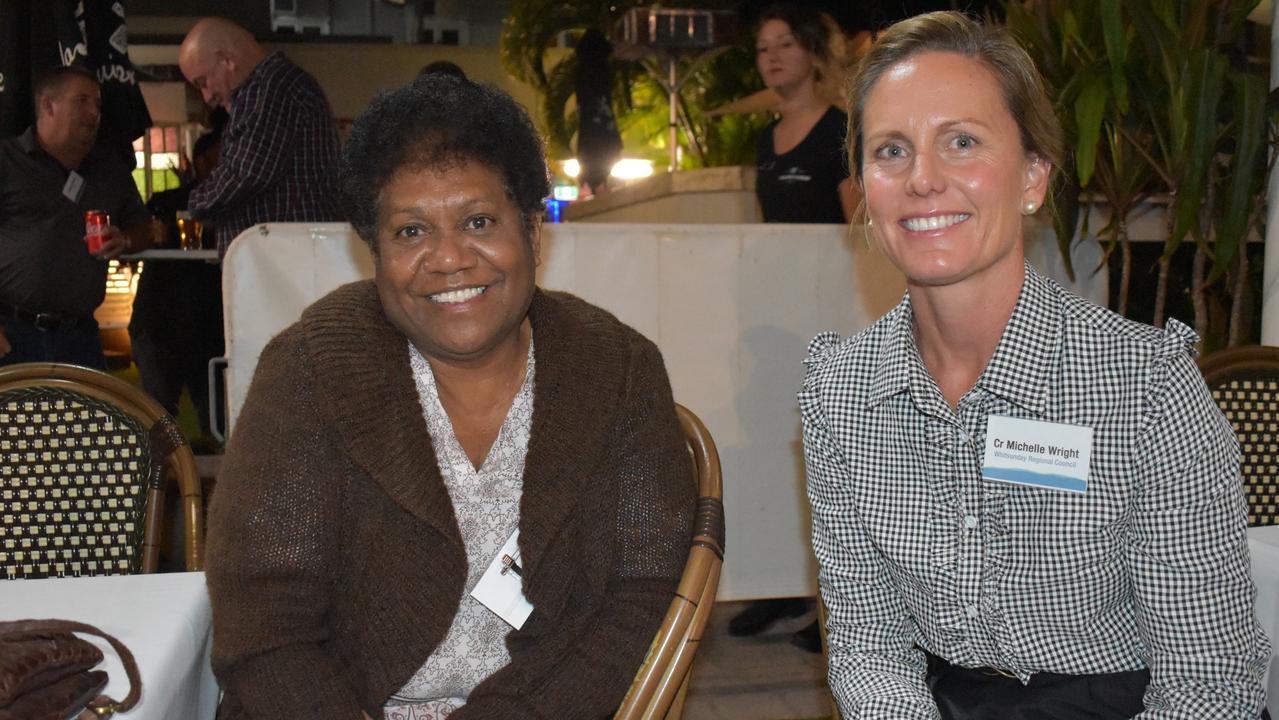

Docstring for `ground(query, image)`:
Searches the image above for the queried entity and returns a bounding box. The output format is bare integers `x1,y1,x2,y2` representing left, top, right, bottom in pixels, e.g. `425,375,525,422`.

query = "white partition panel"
221,223,374,429
222,221,1103,600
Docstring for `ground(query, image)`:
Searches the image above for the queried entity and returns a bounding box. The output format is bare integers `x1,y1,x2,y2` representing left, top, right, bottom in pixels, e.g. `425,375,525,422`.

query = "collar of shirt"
17,127,38,154
865,262,1062,417
230,50,287,108
16,126,75,176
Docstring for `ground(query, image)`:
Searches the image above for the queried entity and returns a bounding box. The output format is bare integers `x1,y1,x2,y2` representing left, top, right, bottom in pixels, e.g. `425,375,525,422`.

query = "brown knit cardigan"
206,281,694,719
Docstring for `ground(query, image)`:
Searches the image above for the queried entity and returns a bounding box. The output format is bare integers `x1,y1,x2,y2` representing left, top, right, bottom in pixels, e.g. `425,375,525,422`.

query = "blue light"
545,197,565,223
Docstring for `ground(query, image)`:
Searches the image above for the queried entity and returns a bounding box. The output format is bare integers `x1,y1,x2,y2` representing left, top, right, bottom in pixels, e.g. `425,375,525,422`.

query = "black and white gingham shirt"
188,52,342,257
800,263,1270,718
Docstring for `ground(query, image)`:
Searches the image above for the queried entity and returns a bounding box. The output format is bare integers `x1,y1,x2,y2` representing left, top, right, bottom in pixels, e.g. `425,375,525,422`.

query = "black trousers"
0,315,105,370
926,653,1270,720
929,653,1147,720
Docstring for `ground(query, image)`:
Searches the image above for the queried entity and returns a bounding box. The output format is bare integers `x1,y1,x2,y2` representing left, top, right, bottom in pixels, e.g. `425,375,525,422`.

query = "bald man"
179,18,341,257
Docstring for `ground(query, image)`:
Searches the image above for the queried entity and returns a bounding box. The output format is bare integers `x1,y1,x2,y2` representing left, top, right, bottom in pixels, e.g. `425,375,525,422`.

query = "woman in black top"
754,3,856,223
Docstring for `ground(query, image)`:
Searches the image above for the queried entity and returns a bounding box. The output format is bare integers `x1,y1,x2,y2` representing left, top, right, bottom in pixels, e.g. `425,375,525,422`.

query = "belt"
0,302,67,331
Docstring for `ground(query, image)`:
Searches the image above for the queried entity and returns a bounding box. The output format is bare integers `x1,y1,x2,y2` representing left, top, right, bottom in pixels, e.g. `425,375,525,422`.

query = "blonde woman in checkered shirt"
801,11,1269,720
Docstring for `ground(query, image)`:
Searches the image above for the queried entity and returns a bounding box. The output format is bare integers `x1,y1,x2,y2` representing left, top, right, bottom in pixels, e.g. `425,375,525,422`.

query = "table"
123,249,219,261
0,572,217,719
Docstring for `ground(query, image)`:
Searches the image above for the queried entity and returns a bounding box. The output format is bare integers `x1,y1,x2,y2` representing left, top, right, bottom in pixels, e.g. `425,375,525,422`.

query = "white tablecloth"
0,572,217,719
1249,526,1279,706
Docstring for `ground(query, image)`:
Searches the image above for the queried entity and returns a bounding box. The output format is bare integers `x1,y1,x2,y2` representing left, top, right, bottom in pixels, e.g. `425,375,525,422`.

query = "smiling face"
373,160,540,368
756,19,817,93
859,51,1049,290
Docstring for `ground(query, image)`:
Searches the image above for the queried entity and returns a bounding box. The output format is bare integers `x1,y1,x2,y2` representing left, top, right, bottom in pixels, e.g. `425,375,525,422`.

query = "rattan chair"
614,403,725,720
1198,345,1279,526
0,362,203,579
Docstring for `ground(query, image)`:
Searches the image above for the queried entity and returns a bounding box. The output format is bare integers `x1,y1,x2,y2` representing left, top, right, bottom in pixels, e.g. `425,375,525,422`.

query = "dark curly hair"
339,75,551,252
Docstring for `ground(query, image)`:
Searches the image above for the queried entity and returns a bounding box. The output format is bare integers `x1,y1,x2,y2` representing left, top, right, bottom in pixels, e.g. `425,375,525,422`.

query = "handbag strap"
0,618,141,714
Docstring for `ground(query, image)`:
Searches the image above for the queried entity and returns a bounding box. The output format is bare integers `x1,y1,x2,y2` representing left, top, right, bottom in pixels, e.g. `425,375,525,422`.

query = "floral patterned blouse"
383,340,535,719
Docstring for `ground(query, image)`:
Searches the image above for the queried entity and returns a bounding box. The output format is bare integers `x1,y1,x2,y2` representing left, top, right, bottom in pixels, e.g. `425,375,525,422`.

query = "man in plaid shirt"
179,18,341,257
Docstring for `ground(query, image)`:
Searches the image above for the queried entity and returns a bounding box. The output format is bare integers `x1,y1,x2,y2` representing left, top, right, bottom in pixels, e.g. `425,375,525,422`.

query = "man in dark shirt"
129,132,224,437
0,66,153,368
178,18,341,258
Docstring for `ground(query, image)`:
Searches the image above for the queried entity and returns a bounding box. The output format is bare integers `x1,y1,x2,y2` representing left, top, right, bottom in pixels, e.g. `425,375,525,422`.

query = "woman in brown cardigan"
205,75,694,719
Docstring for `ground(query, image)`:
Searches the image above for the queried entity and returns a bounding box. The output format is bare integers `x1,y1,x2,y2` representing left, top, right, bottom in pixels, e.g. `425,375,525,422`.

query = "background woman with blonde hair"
753,3,858,225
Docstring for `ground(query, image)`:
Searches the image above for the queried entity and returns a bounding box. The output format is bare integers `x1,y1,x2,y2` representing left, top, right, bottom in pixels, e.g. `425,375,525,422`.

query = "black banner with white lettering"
0,0,28,138
1,0,82,138
0,0,36,138
85,0,151,167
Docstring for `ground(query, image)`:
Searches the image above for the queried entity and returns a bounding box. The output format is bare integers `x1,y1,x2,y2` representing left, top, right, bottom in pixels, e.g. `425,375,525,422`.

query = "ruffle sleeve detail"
1160,318,1200,358
804,331,843,369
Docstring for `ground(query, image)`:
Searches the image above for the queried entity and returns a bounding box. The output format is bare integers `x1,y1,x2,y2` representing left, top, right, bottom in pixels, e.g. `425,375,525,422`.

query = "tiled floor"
682,601,833,720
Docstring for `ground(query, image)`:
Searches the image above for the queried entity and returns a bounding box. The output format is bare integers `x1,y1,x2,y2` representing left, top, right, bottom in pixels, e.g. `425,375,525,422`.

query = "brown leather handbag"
0,619,140,720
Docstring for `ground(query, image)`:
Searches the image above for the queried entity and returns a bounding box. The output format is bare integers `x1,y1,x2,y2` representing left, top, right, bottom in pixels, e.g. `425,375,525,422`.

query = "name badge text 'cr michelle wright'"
981,415,1093,494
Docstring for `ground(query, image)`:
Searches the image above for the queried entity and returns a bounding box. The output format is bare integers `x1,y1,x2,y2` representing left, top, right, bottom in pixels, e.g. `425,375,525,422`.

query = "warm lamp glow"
609,158,653,180
561,157,653,181
136,151,181,170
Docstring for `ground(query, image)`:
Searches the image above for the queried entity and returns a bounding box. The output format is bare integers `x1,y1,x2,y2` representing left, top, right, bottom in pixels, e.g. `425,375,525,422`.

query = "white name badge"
981,415,1093,494
62,171,84,203
470,529,534,629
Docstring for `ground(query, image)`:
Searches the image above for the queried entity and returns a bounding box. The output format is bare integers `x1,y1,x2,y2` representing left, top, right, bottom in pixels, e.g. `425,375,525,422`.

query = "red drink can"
85,210,109,254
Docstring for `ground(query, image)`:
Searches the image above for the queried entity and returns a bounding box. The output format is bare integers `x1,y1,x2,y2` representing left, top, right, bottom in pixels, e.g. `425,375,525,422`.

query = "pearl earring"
861,215,875,250
1024,202,1038,215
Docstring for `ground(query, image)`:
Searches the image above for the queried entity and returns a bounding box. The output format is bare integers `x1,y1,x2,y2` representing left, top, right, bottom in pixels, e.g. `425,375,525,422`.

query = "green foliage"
501,0,634,156
1005,0,1276,343
501,0,770,170
1217,71,1269,281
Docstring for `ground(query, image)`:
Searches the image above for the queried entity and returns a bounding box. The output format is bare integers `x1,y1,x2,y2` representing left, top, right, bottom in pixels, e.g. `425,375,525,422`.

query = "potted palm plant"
1005,0,1276,348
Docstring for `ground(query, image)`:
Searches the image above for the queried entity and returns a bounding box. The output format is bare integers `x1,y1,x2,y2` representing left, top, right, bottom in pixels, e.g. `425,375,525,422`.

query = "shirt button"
964,515,978,529
965,603,979,619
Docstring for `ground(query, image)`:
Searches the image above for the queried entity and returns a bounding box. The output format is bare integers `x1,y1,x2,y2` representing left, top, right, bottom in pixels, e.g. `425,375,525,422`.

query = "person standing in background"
754,3,856,224
732,3,859,652
574,28,623,198
128,132,224,442
0,66,153,368
178,18,341,258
